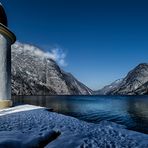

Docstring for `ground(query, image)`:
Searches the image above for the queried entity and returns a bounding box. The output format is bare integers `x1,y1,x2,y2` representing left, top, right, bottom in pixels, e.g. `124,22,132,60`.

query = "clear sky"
1,0,148,90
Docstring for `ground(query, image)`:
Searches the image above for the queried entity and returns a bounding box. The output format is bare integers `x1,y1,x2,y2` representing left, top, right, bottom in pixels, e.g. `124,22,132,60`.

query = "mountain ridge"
96,63,148,95
11,42,93,95
11,42,148,95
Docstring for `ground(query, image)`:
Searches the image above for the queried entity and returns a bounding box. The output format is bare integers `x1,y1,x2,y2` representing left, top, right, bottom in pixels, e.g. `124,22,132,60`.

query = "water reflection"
13,95,148,134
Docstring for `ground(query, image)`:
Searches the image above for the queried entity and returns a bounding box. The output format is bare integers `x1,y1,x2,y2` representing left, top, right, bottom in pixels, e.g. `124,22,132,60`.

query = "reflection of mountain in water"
126,97,148,133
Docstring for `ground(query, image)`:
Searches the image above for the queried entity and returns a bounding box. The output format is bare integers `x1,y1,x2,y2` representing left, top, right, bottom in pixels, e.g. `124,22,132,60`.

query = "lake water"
13,96,148,134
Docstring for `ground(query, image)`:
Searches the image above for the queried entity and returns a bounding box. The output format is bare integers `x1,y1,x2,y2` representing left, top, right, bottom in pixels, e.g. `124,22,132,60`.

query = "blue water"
13,95,148,134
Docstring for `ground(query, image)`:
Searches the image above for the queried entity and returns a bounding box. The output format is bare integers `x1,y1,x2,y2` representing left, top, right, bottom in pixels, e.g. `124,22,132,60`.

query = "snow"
0,105,148,148
0,130,59,148
0,105,44,116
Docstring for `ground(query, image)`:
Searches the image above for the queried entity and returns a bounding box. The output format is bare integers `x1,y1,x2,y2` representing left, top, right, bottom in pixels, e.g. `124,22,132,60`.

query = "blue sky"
1,0,148,90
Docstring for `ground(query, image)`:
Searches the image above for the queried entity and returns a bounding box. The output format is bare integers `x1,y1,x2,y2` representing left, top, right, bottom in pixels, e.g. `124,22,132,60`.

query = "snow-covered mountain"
94,79,123,95
11,42,92,95
11,42,148,95
96,63,148,95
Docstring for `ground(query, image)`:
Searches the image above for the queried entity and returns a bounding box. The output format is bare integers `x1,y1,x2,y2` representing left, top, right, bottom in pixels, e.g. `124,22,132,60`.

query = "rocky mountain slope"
94,79,123,95
11,42,92,95
96,63,148,95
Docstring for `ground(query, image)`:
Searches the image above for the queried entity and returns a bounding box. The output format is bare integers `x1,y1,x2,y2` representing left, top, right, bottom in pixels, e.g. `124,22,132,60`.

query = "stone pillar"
0,24,16,109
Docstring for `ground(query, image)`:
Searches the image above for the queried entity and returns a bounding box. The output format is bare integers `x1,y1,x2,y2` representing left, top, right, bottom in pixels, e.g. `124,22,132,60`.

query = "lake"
13,96,148,134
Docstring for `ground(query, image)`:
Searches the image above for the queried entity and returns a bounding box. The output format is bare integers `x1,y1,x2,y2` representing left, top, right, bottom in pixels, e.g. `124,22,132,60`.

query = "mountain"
96,63,148,95
11,42,92,95
94,79,123,95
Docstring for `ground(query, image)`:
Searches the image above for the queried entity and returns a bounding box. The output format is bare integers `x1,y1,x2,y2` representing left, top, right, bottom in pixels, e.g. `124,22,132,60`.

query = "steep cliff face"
96,63,148,95
134,81,148,95
11,42,92,95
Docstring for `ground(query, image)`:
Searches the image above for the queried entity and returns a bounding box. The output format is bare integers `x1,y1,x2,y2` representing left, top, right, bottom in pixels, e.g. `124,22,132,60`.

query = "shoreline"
0,105,148,148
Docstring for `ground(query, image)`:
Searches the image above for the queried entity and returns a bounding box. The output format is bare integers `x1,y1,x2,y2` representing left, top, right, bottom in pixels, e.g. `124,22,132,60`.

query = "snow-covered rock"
135,81,148,94
11,42,92,95
0,105,148,148
0,130,59,148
